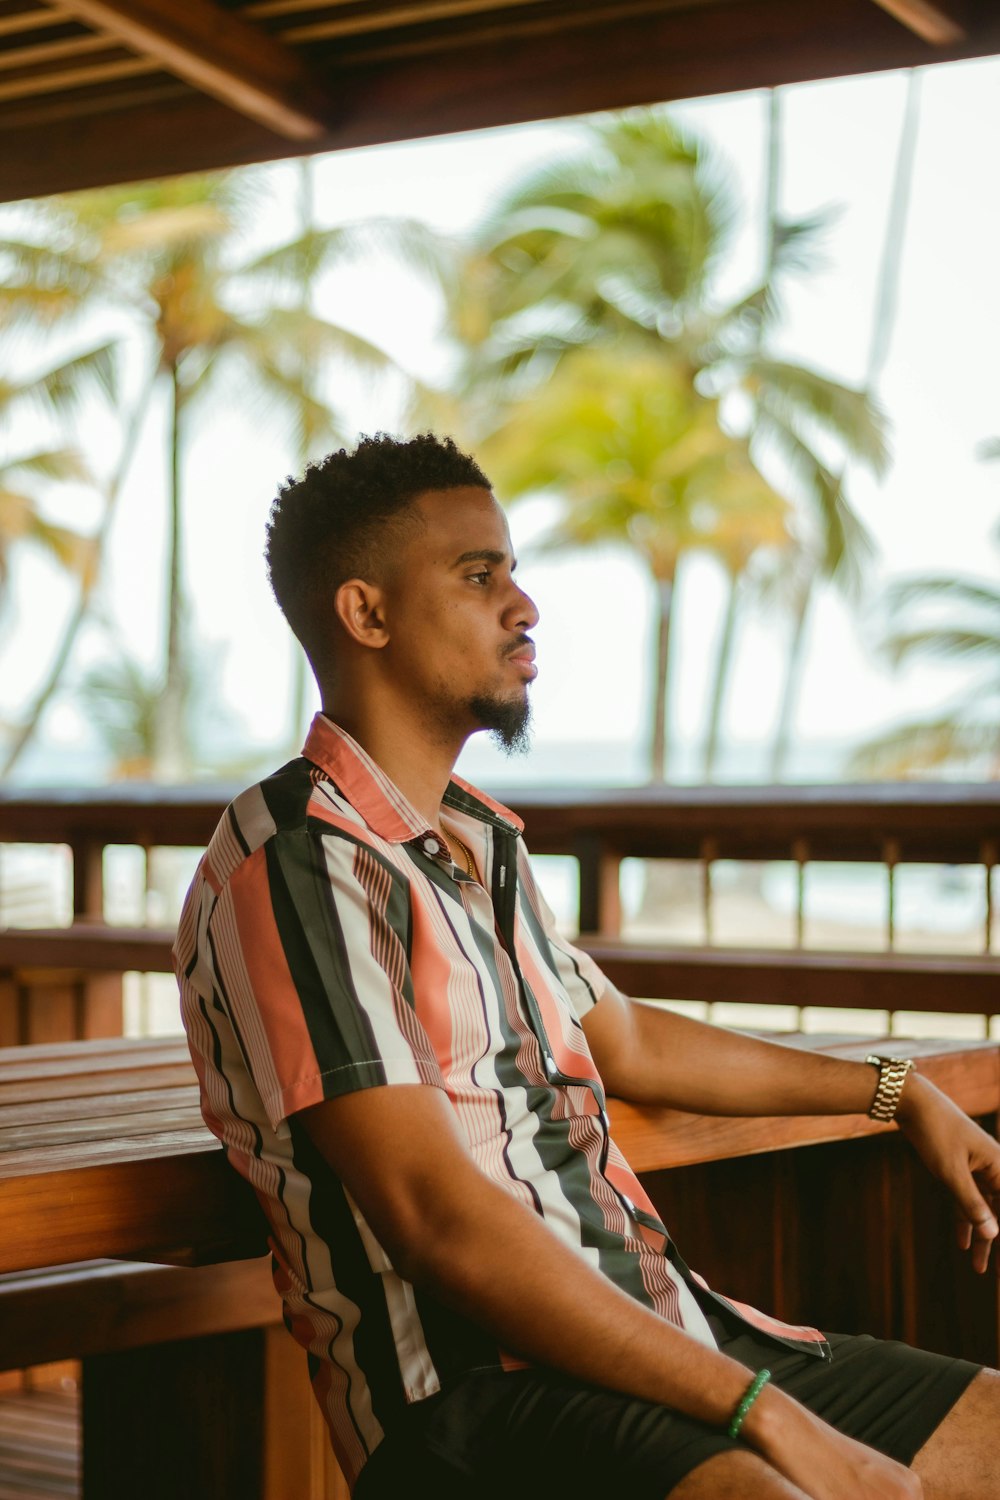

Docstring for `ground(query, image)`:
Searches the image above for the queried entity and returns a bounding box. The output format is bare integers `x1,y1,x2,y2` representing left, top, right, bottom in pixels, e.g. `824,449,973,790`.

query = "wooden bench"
0,1032,997,1496
0,1037,340,1499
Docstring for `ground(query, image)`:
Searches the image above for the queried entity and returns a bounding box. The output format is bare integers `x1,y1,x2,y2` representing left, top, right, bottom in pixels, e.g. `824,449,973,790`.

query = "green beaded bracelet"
727,1368,771,1439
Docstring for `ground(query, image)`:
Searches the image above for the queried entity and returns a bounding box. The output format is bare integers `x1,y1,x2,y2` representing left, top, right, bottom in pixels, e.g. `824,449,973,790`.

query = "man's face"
382,486,539,752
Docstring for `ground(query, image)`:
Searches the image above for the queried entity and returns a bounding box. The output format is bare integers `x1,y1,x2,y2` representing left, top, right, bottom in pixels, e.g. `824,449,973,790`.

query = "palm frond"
884,574,1000,617
0,343,117,422
846,716,1000,779
883,627,1000,670
768,206,838,277
748,359,891,476
750,410,876,588
0,445,90,485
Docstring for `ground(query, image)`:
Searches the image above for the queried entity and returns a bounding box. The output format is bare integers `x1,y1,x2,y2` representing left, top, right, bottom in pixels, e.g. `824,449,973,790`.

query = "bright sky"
3,54,998,785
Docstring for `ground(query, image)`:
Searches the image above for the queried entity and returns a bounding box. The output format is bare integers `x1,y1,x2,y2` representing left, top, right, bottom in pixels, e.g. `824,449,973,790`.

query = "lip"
508,654,538,680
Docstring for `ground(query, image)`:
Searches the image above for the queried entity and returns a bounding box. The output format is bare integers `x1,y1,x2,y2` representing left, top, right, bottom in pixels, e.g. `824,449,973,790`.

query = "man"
176,432,1000,1500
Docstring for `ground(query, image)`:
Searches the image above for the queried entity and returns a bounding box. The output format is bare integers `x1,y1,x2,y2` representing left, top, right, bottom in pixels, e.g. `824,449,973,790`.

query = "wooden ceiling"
0,0,996,202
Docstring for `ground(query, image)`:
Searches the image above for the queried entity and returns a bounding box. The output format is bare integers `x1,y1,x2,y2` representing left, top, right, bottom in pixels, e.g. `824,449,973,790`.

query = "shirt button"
423,837,440,855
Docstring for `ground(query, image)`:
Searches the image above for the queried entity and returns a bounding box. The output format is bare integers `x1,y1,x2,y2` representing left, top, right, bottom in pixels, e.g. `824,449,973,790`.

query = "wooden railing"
0,782,998,1040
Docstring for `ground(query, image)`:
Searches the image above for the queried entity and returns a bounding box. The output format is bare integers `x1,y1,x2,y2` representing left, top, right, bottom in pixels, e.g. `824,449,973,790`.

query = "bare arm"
583,992,1000,1272
300,1083,918,1499
582,992,882,1116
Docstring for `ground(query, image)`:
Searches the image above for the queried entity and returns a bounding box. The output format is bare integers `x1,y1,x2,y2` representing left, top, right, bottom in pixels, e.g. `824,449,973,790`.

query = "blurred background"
2,57,997,1035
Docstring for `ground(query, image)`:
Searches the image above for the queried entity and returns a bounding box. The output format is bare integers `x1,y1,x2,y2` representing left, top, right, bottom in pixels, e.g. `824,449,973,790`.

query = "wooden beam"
870,0,967,45
41,0,334,139
5,0,1000,201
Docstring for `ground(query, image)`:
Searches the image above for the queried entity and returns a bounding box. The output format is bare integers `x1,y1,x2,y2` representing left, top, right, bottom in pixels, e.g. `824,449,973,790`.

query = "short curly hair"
265,431,491,674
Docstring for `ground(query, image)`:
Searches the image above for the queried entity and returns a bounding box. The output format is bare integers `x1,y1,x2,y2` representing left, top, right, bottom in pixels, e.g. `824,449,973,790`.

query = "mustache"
501,634,534,659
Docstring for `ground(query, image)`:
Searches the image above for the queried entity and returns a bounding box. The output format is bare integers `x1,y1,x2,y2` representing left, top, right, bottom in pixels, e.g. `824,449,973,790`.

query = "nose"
506,579,539,631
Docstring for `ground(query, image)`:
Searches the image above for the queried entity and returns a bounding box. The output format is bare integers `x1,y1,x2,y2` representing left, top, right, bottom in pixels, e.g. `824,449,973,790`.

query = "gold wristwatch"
864,1054,915,1122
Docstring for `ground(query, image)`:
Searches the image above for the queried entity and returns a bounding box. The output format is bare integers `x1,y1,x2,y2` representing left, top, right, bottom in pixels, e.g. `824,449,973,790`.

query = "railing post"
69,836,123,1041
575,834,621,937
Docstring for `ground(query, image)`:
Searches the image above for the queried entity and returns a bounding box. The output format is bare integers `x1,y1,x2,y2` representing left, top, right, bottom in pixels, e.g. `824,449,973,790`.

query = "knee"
668,1450,809,1500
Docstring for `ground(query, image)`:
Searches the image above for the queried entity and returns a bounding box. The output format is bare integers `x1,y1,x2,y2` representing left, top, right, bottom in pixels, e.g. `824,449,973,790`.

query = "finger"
954,1177,999,1247
972,1223,995,1276
957,1218,973,1251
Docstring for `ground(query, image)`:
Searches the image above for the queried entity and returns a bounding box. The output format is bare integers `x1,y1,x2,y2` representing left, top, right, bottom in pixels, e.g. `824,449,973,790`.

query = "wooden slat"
0,1063,193,1105
0,1149,266,1270
0,6,74,39
0,1257,279,1370
2,780,998,862
583,942,1000,1013
0,1092,200,1134
0,1083,198,1128
0,925,174,973
49,0,334,138
0,1035,190,1079
871,0,967,44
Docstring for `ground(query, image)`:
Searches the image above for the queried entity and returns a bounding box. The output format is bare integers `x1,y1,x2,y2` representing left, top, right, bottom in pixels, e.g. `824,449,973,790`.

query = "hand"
896,1071,1000,1273
748,1384,923,1499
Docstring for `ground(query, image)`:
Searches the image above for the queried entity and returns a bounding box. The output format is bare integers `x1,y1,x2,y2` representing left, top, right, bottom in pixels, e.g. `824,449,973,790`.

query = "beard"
468,690,532,756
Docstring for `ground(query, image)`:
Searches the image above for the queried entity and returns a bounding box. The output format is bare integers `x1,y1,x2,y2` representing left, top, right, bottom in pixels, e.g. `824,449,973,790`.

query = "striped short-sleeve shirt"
175,714,826,1488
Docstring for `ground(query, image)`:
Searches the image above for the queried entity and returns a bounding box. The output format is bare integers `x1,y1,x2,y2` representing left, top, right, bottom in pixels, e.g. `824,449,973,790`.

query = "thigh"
374,1369,748,1500
911,1367,1000,1500
708,1309,981,1468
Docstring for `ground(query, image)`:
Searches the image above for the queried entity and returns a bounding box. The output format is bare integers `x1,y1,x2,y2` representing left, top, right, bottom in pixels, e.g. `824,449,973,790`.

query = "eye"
467,570,491,587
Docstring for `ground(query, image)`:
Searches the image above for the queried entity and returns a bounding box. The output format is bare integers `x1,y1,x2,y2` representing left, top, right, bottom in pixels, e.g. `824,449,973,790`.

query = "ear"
333,578,390,650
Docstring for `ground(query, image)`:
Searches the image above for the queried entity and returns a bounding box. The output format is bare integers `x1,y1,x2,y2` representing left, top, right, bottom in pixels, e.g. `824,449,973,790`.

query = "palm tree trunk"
769,580,813,781
867,69,922,391
154,364,190,779
703,569,741,781
767,75,920,781
1,373,158,777
649,573,675,783
762,88,782,288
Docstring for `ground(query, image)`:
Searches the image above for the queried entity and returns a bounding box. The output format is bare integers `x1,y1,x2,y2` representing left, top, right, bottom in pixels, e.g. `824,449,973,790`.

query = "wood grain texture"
0,1033,995,1270
0,1256,278,1370
2,1,1000,203
52,0,334,138
584,943,1000,1014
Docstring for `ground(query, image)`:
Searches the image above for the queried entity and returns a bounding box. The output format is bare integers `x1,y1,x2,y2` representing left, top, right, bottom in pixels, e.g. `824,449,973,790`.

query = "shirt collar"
302,714,523,843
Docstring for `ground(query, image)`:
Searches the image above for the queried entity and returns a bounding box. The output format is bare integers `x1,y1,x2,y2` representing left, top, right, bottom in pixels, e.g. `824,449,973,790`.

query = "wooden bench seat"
0,1031,997,1498
0,1257,279,1373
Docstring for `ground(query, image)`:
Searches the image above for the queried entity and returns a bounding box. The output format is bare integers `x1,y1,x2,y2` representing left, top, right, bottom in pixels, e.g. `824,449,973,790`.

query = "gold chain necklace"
447,832,476,880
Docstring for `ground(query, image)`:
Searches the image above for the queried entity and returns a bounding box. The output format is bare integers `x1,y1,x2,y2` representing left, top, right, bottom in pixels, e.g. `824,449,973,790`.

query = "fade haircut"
265,431,490,672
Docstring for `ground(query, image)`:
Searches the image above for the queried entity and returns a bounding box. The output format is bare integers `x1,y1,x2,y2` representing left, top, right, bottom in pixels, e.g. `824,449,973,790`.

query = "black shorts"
356,1310,981,1499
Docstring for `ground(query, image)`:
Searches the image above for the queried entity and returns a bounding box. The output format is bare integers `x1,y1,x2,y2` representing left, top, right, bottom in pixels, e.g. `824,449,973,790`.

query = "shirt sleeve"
516,842,612,1023
208,825,445,1131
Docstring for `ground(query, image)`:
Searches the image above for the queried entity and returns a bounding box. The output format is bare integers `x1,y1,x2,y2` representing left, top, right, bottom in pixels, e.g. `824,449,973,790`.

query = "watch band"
865,1054,915,1122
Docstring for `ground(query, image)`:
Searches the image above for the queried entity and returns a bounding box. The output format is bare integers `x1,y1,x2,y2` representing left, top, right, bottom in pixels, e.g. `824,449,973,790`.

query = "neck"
320,691,466,834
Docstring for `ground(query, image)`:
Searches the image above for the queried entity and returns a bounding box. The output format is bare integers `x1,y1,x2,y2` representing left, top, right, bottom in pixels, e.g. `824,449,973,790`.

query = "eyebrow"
452,549,517,569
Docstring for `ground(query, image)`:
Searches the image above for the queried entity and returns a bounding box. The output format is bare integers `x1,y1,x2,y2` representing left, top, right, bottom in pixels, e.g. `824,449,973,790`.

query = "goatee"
469,692,532,756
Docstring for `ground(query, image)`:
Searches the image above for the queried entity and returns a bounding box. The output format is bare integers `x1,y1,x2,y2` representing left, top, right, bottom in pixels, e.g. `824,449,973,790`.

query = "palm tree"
0,343,115,626
701,486,793,779
1,171,434,777
767,71,921,778
481,348,792,778
848,553,1000,779
448,109,888,778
